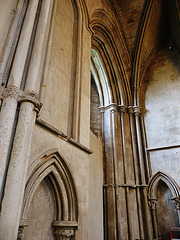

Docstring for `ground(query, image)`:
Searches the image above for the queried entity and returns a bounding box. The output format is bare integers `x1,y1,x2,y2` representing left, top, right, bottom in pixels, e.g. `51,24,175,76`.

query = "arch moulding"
19,149,78,239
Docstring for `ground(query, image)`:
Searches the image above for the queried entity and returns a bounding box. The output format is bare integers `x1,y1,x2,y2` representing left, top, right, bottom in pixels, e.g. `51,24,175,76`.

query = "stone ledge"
36,118,93,154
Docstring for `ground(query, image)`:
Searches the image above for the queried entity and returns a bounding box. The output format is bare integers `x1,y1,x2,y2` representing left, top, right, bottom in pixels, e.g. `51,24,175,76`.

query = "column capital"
133,106,142,116
148,198,158,210
118,105,127,113
99,103,118,113
0,86,42,115
99,106,105,115
52,221,78,240
172,197,180,210
127,106,134,114
53,229,74,240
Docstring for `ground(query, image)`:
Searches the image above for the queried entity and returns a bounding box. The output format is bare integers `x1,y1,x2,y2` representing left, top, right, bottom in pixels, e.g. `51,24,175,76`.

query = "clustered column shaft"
0,0,54,239
101,103,152,240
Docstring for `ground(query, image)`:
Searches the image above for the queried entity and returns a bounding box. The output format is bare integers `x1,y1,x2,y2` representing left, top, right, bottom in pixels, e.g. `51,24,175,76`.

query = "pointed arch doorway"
148,172,180,240
18,151,78,240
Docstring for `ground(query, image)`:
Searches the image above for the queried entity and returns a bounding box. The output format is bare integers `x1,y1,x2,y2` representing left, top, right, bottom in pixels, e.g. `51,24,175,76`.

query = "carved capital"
133,106,142,116
52,221,78,240
0,86,19,100
0,86,42,115
172,197,180,210
99,103,118,113
148,198,158,210
118,105,127,113
127,106,134,114
99,106,105,115
110,103,118,113
19,90,42,114
53,229,74,240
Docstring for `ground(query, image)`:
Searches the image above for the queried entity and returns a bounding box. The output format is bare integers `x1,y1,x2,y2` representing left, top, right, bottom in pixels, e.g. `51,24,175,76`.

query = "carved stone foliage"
148,198,158,210
172,197,180,210
52,220,78,240
53,228,74,240
0,86,42,114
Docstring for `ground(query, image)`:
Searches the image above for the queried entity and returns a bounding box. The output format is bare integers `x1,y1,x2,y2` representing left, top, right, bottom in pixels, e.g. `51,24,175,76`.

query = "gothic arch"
21,150,78,222
148,171,180,199
91,49,111,106
133,0,180,106
90,9,132,106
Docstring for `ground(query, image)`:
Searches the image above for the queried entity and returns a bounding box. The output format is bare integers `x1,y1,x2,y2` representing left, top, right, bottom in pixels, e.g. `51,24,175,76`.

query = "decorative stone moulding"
0,86,42,114
99,104,142,115
118,105,127,113
148,198,158,210
103,183,148,189
99,103,118,112
133,106,142,116
99,104,127,114
52,221,78,240
172,197,180,210
127,106,134,114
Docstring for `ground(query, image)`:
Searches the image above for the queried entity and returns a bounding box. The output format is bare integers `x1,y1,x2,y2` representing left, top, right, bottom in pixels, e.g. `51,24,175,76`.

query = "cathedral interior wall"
140,48,180,185
0,0,179,239
88,131,103,240
40,0,74,134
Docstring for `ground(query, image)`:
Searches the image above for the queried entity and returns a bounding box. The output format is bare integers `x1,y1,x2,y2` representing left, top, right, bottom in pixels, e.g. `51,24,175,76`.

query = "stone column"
0,0,54,239
134,106,153,240
0,0,40,202
100,104,117,240
101,103,141,239
172,197,180,224
118,105,133,240
0,0,28,87
128,106,144,240
148,198,158,239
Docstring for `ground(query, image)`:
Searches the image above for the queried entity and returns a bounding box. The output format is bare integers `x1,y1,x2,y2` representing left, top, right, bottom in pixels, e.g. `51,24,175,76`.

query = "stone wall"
90,75,102,138
140,47,180,185
0,1,179,240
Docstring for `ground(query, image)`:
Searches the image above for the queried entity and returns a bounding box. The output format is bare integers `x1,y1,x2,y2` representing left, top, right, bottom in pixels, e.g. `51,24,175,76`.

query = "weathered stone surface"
0,1,179,240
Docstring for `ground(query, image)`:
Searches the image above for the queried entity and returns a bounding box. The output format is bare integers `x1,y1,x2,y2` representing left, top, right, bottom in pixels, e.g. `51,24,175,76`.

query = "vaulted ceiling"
108,0,180,58
90,0,180,104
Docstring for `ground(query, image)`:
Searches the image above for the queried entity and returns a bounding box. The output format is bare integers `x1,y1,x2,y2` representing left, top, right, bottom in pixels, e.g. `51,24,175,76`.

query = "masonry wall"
88,131,103,240
40,0,74,134
140,47,180,184
0,1,179,240
26,1,93,239
90,76,102,138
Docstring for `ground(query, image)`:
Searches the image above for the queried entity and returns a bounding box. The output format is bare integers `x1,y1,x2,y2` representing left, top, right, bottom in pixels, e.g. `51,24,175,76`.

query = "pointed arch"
21,150,78,223
90,9,132,106
91,49,112,106
132,0,169,105
148,171,180,199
